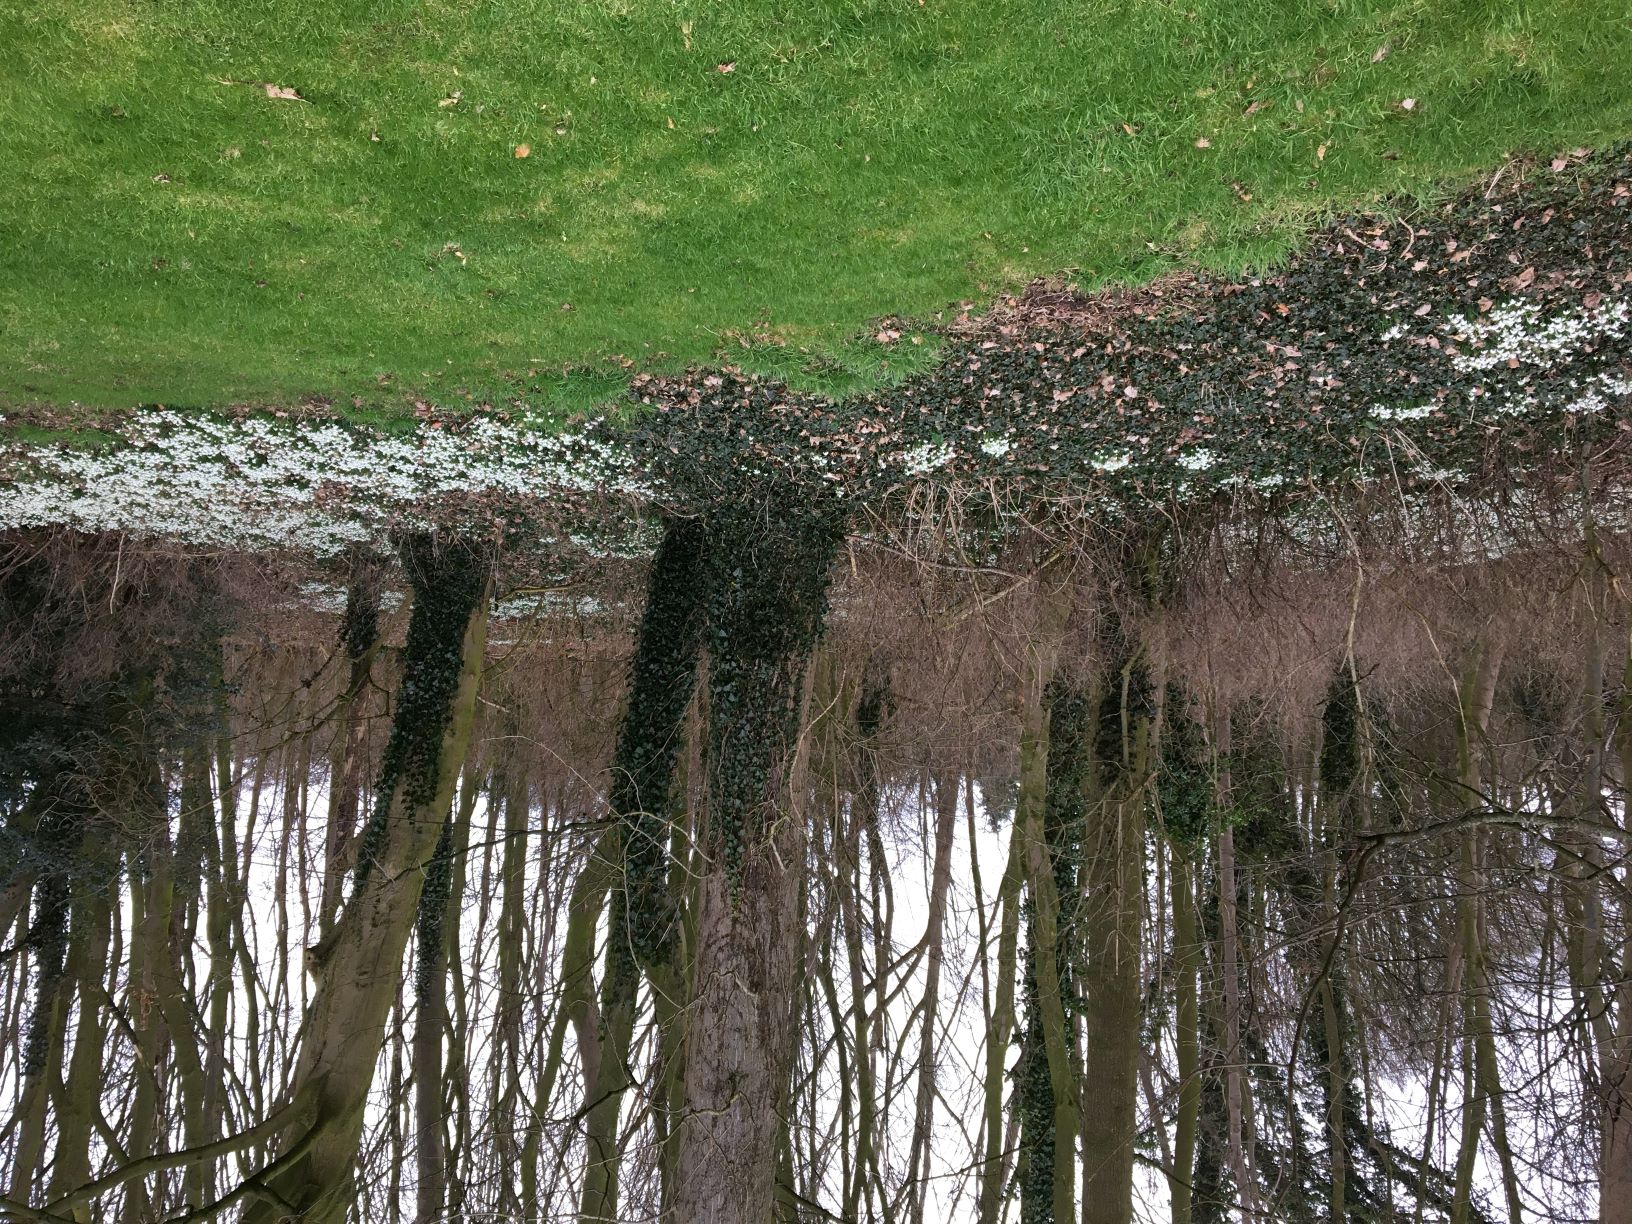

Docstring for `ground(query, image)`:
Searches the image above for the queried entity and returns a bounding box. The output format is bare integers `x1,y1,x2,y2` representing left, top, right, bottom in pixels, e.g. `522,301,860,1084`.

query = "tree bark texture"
671,501,842,1224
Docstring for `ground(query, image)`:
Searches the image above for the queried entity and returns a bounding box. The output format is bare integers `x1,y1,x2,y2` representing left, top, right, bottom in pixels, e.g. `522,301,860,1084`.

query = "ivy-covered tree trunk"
670,502,842,1224
580,517,709,1223
414,815,456,1224
241,533,491,1224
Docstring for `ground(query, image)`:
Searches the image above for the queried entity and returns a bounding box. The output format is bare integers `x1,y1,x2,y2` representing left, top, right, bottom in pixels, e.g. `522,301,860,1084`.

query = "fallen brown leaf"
263,83,303,100
514,143,531,158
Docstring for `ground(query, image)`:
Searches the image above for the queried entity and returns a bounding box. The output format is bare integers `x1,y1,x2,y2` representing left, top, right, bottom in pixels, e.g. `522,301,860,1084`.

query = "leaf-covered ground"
5,149,1629,557
3,0,1631,416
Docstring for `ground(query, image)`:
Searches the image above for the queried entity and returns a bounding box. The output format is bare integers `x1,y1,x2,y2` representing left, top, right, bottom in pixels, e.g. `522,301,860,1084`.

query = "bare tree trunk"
1080,654,1152,1224
48,887,113,1221
1449,640,1521,1224
7,866,71,1207
241,533,491,1224
1595,589,1632,1224
320,566,382,938
122,728,173,1224
1169,846,1200,1224
981,812,1027,1224
905,771,959,1224
1213,711,1255,1217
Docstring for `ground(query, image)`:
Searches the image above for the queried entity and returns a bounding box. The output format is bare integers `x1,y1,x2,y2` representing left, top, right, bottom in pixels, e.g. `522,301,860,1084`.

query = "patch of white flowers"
1446,297,1630,372
1371,403,1438,422
0,410,647,555
1091,451,1132,473
1465,370,1632,419
488,592,608,621
897,441,958,477
289,581,407,615
978,434,1013,458
1177,449,1216,472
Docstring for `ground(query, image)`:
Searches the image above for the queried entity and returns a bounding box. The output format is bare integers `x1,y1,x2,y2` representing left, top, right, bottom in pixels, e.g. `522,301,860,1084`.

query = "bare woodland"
5,157,1632,1224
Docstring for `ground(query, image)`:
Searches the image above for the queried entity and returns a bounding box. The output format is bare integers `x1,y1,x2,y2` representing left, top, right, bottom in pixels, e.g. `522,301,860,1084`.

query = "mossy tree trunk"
240,532,491,1224
670,501,842,1224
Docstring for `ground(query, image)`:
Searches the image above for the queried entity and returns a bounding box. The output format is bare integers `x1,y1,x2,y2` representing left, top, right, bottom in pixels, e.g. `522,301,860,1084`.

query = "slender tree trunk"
1080,656,1153,1224
1170,847,1200,1224
1448,641,1519,1224
321,567,382,938
1595,589,1632,1224
122,724,173,1224
1213,711,1255,1217
491,765,528,1222
905,772,959,1224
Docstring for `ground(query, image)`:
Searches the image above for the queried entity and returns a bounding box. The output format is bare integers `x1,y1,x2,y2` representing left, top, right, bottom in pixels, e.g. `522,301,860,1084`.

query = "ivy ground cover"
3,0,1631,419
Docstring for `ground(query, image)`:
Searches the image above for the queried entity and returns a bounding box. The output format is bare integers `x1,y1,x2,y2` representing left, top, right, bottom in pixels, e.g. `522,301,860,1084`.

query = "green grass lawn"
2,0,1630,418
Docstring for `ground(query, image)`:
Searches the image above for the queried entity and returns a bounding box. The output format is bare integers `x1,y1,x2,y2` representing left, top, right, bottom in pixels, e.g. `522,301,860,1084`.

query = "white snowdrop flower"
1380,322,1410,342
1177,448,1215,472
1445,297,1631,372
1254,473,1288,490
1370,403,1437,421
978,435,1013,458
1091,452,1132,473
1413,464,1460,482
897,441,957,477
0,409,647,553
